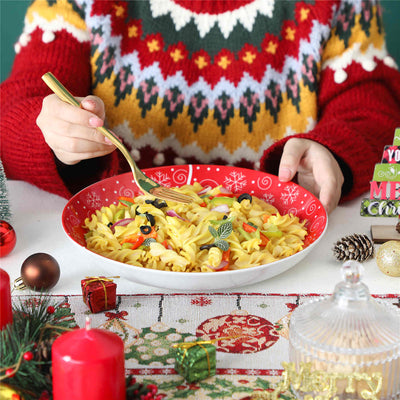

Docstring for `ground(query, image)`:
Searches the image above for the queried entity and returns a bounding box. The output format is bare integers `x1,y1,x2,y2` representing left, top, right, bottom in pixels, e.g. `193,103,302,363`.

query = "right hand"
36,94,116,165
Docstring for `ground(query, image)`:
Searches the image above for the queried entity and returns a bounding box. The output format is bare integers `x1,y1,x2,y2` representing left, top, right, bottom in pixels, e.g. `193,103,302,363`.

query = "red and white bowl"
62,165,327,290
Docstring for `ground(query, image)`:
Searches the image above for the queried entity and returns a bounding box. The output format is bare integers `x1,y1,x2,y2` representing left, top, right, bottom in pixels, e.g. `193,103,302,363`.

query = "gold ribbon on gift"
172,335,241,374
83,276,119,309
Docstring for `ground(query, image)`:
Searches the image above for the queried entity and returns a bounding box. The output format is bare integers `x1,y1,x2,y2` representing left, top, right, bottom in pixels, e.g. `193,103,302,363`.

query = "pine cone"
35,337,56,363
333,234,374,262
35,336,57,381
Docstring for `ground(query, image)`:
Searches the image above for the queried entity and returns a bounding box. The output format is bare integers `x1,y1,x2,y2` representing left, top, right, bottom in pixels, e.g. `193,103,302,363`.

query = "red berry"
23,351,34,361
47,306,55,314
129,377,137,385
39,391,50,400
5,368,15,378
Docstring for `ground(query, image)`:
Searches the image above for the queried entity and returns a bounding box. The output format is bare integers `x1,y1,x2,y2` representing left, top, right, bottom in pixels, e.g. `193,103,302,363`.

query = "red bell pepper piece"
120,234,144,249
242,222,269,246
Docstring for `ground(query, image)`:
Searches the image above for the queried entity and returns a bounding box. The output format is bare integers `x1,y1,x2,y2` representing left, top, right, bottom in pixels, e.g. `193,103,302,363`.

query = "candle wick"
85,316,91,330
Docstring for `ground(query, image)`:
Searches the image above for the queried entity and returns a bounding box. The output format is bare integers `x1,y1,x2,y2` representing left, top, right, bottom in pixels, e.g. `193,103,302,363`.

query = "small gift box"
81,276,117,313
173,341,216,383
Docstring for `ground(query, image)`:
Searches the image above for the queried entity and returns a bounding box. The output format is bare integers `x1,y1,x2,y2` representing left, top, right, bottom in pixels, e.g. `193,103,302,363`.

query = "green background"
1,0,399,83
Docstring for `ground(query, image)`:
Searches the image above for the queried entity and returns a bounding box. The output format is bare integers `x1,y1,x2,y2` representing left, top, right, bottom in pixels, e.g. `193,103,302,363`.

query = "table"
3,180,399,295
2,180,399,400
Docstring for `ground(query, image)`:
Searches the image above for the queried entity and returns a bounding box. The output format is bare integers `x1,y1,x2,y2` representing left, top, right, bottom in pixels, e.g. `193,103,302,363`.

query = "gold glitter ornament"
376,240,400,277
0,384,23,399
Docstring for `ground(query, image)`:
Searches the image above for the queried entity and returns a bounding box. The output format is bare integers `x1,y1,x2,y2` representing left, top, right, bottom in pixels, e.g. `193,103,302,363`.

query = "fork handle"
41,72,133,164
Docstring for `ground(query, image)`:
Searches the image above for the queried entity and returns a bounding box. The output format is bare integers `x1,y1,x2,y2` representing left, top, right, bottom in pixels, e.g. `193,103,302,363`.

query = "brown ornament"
15,253,60,291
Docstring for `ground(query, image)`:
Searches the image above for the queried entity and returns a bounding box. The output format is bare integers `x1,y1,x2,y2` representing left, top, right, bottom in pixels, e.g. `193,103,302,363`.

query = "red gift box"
81,277,117,313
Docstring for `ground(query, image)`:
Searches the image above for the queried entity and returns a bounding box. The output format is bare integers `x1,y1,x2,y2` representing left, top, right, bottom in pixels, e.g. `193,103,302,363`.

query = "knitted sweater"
1,0,400,200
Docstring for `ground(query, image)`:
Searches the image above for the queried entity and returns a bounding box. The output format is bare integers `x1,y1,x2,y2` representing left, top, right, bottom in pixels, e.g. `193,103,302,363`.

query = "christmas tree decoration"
0,268,13,330
0,220,16,257
0,160,12,223
173,340,216,383
81,276,118,313
360,128,400,217
288,261,400,399
14,253,60,291
52,317,126,400
376,240,400,277
332,233,374,262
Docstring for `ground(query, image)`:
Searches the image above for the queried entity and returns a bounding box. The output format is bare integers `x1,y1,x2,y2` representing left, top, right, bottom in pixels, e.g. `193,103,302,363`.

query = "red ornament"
5,368,15,378
23,351,34,361
47,306,55,314
0,220,16,257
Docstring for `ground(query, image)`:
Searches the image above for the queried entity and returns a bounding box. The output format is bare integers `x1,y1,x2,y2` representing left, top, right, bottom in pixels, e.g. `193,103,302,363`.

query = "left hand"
278,138,344,214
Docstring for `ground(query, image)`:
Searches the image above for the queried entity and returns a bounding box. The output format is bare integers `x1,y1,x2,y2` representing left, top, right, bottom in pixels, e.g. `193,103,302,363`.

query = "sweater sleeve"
0,0,120,199
261,0,400,203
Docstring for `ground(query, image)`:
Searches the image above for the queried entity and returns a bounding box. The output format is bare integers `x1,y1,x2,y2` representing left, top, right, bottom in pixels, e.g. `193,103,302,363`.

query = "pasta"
83,183,308,272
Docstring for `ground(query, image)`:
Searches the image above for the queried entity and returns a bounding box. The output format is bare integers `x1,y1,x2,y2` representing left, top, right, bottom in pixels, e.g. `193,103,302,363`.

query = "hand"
36,94,116,165
278,138,344,214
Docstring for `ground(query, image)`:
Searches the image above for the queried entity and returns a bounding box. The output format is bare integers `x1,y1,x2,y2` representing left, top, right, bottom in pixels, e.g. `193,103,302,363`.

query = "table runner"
16,292,400,400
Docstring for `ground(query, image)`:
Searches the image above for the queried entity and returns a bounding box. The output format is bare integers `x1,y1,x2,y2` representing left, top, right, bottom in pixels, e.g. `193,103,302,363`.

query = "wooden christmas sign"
360,128,400,217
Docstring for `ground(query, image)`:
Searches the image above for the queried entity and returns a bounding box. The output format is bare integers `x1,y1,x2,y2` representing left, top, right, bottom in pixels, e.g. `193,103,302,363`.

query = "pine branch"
0,295,76,400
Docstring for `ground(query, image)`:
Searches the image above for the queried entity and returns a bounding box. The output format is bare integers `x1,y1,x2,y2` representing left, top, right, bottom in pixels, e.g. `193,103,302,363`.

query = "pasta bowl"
62,165,327,290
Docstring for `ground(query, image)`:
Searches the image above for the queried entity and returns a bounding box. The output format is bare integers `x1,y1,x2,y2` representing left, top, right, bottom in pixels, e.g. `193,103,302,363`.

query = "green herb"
208,220,232,251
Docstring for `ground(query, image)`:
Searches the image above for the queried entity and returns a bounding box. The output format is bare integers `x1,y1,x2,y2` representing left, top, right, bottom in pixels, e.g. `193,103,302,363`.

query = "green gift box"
173,341,216,383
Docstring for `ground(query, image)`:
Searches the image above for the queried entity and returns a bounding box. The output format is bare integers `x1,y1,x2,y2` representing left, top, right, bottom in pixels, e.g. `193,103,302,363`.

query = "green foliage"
0,295,76,400
208,220,232,251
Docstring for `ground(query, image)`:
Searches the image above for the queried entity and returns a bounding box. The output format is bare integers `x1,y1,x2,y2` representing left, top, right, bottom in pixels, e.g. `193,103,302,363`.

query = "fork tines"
149,187,193,204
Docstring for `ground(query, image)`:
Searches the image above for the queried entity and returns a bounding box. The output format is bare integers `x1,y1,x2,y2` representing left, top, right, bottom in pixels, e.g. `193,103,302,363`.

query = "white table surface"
2,180,399,295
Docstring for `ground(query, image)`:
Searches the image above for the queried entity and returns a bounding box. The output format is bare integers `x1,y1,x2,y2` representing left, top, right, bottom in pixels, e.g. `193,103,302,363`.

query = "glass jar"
289,260,400,400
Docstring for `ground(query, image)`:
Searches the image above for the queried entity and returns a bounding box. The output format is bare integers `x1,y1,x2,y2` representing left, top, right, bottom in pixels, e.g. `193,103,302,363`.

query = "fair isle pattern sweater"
1,0,400,200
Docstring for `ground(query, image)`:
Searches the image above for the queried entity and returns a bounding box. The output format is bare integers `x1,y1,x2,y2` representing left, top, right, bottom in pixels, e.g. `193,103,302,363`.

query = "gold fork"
42,72,192,204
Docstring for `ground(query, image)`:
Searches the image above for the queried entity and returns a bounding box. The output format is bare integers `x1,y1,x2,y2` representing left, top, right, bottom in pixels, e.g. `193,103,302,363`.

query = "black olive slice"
140,225,152,235
200,244,216,250
237,193,252,203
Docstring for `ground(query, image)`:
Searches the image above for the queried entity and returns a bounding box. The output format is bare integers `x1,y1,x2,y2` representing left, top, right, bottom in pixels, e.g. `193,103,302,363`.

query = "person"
1,0,399,214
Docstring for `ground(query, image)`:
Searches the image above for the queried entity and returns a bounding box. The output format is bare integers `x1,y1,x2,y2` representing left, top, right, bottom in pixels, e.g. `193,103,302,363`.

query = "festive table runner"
16,292,400,400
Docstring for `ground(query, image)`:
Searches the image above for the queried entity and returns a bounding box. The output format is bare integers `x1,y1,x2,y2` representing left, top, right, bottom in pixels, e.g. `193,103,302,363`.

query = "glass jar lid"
289,260,400,357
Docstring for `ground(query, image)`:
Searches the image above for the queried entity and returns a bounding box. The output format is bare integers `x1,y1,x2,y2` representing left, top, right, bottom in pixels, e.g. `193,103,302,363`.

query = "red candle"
52,318,126,400
0,268,13,330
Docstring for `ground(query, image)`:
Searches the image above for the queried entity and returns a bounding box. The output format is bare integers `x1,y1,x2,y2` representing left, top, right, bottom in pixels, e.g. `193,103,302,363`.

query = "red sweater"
1,0,400,200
